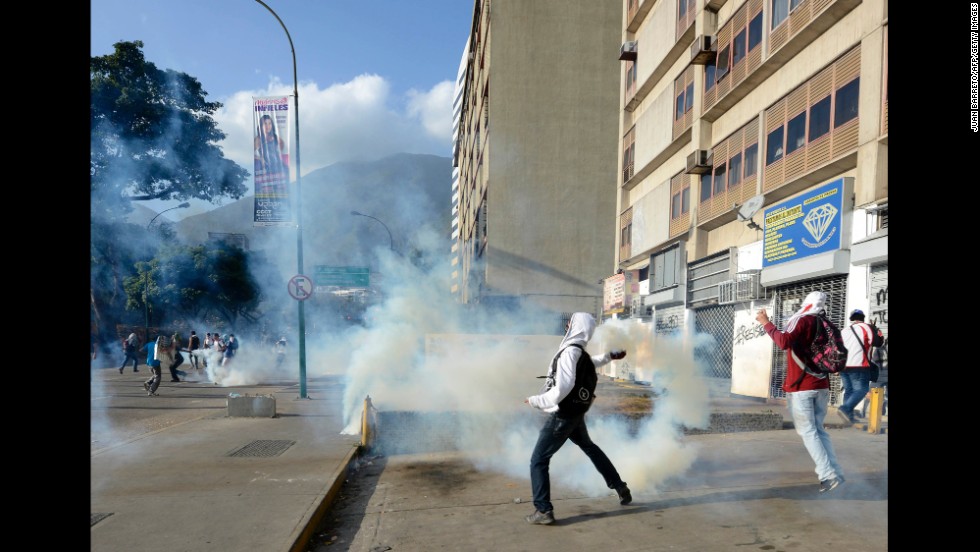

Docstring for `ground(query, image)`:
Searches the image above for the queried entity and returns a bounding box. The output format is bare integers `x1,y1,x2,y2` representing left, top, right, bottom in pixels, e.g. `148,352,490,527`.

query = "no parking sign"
287,274,314,301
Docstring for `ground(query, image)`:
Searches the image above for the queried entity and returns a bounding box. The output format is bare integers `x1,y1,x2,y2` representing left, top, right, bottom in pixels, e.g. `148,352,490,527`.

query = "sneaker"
524,510,555,525
170,378,181,382
147,391,158,396
134,369,139,373
616,484,632,505
142,382,150,392
119,368,124,374
836,409,852,426
819,476,844,493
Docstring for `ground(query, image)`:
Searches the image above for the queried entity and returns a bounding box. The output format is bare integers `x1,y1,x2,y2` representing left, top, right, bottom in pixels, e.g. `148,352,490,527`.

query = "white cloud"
214,74,451,180
406,80,454,142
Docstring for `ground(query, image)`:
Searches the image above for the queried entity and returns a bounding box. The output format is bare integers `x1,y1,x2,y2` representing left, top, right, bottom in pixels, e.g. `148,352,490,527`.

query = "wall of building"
476,0,623,313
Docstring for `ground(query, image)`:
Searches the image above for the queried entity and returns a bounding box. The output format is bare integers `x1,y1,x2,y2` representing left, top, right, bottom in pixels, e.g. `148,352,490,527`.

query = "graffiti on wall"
870,285,888,324
733,323,766,346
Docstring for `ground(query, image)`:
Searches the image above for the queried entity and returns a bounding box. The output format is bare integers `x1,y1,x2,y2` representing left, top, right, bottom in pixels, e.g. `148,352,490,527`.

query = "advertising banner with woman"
252,95,292,226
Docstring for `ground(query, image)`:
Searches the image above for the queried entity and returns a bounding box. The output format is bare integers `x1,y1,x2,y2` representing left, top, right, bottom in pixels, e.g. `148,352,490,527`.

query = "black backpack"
553,344,598,418
867,319,885,348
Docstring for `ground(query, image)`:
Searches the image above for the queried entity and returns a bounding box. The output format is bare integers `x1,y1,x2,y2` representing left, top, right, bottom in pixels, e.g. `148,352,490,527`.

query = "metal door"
768,275,849,404
693,305,735,378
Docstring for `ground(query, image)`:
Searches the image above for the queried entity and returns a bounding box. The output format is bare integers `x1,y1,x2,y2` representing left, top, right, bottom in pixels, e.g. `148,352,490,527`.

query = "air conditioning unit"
619,41,638,61
685,149,713,175
690,35,716,65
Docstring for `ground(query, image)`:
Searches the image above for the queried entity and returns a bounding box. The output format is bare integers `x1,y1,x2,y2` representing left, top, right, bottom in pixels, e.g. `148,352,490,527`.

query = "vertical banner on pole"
252,95,293,226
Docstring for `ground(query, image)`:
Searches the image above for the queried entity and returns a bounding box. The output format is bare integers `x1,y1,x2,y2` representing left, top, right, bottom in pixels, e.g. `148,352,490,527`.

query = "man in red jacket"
756,291,845,493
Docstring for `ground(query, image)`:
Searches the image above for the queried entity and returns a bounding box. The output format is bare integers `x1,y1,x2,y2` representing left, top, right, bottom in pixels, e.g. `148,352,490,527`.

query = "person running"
523,312,631,525
119,333,141,374
756,291,846,493
187,330,201,370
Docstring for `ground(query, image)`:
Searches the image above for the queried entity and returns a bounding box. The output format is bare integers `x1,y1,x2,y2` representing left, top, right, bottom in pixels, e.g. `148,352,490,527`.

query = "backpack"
554,344,598,418
867,320,885,348
790,314,848,389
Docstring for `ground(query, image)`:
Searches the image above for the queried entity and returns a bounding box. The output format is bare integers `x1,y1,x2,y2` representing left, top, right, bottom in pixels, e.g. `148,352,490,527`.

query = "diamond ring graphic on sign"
288,275,314,301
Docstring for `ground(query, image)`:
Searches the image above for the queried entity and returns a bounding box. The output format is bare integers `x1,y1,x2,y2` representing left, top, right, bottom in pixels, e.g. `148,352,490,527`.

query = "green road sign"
314,266,370,287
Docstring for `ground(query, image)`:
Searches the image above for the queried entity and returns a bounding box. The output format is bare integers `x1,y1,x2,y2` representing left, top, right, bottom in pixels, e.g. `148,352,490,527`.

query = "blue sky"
91,0,473,219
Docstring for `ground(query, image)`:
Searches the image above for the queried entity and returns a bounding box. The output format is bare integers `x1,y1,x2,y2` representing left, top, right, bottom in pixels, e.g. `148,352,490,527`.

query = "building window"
744,143,758,178
713,163,727,196
671,182,690,219
716,46,730,81
705,63,716,92
700,173,712,202
728,152,742,188
623,127,635,182
748,12,763,50
652,245,681,291
675,79,694,120
785,111,806,155
772,0,789,29
677,0,687,19
766,127,784,165
808,95,831,141
621,223,631,248
625,60,637,98
732,29,746,66
834,78,860,127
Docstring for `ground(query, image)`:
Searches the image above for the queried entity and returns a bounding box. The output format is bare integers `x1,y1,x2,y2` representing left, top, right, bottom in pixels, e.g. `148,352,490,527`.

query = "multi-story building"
453,0,623,324
451,35,470,297
614,0,888,404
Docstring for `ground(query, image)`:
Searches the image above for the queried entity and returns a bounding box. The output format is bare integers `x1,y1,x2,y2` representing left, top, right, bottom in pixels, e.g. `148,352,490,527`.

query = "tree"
124,242,272,329
90,40,249,219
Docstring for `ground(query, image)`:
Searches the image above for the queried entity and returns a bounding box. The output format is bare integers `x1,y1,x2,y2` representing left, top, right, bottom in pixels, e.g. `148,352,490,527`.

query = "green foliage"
123,242,272,329
91,40,253,345
90,40,249,219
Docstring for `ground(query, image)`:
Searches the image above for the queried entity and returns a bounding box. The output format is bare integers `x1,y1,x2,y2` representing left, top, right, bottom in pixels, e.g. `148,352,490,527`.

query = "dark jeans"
530,411,625,513
839,369,870,417
120,351,140,371
170,354,184,380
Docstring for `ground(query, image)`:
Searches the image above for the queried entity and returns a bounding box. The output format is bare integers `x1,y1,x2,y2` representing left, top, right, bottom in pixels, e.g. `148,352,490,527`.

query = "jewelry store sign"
762,179,844,267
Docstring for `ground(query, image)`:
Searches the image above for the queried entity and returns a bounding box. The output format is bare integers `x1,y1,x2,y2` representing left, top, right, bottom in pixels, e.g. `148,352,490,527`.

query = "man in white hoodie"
523,312,631,525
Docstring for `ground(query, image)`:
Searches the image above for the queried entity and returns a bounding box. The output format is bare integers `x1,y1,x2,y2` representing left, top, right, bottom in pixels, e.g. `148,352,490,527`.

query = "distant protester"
119,333,140,374
142,336,168,396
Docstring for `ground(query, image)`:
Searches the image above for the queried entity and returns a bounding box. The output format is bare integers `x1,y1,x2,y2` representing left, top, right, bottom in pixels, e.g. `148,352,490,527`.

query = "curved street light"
351,210,394,252
144,202,191,344
254,0,310,398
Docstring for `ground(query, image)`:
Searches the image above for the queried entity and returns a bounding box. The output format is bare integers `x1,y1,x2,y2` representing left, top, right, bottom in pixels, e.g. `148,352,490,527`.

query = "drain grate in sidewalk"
227,439,296,457
91,513,113,527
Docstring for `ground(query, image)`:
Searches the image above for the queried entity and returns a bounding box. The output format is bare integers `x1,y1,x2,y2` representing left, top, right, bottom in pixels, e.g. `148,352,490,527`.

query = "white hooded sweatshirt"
527,312,615,413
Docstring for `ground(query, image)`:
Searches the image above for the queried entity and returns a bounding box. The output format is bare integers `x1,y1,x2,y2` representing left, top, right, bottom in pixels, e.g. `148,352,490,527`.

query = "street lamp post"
255,0,309,398
144,202,190,344
351,210,394,252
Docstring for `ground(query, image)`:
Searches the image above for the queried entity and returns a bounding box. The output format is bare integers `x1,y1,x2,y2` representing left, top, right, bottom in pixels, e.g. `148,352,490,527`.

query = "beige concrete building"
614,0,888,403
453,0,623,322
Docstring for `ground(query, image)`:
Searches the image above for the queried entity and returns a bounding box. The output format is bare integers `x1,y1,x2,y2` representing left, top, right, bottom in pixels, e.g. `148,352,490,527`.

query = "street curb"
286,444,363,552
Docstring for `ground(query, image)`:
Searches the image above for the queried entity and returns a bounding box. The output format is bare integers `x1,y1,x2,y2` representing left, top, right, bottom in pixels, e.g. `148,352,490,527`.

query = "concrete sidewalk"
90,370,362,552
